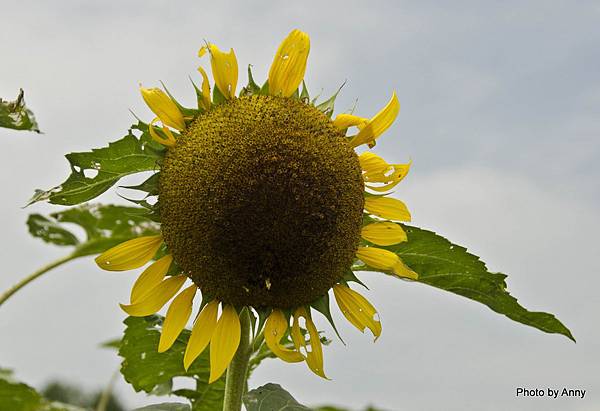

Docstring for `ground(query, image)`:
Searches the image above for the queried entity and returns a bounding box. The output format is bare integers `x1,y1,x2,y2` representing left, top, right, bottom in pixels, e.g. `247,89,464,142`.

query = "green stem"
96,369,120,411
0,253,77,307
223,308,252,411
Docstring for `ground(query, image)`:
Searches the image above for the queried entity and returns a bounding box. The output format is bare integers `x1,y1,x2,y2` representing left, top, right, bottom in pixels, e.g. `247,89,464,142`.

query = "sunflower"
95,29,417,383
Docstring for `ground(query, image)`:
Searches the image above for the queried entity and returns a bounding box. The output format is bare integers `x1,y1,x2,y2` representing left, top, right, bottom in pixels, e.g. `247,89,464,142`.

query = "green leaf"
121,172,160,197
300,81,310,102
310,294,344,344
27,215,79,246
28,122,164,206
240,65,261,97
99,337,121,350
244,384,311,411
132,404,191,411
0,89,40,132
0,369,86,411
212,86,227,105
189,78,207,112
160,81,200,118
0,369,43,411
314,82,346,118
28,204,160,258
119,316,225,411
375,225,575,341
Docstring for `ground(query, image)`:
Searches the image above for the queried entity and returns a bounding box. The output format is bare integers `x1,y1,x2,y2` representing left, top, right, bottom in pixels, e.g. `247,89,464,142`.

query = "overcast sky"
1,1,599,410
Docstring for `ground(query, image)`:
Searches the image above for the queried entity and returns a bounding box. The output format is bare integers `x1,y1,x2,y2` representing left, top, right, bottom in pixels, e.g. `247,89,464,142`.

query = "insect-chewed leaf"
119,315,225,411
27,204,160,257
244,384,311,411
27,214,80,246
365,225,574,341
0,89,40,132
28,122,164,206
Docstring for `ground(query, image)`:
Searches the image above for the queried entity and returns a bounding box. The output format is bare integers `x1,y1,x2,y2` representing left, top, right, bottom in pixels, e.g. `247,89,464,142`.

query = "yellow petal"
364,196,411,221
292,307,327,379
333,114,368,130
140,87,185,131
184,300,219,370
333,284,381,340
95,235,162,271
197,66,212,110
158,285,197,353
350,92,400,147
205,44,238,99
364,162,411,184
365,179,402,193
393,257,419,280
361,222,407,246
130,254,173,304
359,152,390,175
356,247,418,279
268,29,310,97
356,246,399,270
149,117,176,147
209,304,241,383
264,309,304,363
120,275,186,316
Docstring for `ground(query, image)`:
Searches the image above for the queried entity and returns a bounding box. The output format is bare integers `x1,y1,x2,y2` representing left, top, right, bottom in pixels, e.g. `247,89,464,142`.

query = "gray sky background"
1,1,599,410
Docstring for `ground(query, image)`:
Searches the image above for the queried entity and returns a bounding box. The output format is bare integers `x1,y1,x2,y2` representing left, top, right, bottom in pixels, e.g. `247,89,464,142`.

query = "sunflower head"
160,95,365,308
95,29,416,383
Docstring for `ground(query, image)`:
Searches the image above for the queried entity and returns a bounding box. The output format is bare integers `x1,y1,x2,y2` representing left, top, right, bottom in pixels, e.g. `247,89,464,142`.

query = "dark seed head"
159,95,364,308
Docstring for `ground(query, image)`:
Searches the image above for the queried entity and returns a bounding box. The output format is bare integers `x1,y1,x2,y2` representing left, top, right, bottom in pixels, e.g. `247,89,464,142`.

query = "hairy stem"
223,308,252,411
0,253,77,307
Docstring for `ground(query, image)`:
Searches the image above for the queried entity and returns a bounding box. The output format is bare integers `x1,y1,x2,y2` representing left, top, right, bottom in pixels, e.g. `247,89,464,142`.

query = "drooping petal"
361,222,407,246
209,304,241,383
264,309,304,363
333,284,382,340
130,254,173,304
158,285,197,353
356,247,418,279
268,29,310,97
200,44,238,99
197,66,212,110
350,92,400,147
184,300,219,370
292,307,327,379
140,87,186,131
149,118,177,147
364,196,411,221
332,114,368,130
95,235,162,271
120,275,187,316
